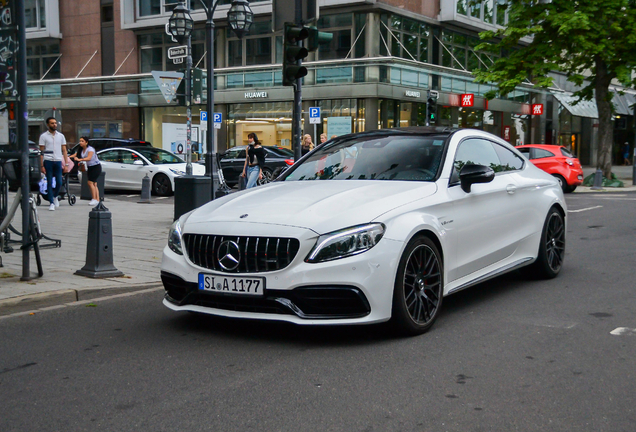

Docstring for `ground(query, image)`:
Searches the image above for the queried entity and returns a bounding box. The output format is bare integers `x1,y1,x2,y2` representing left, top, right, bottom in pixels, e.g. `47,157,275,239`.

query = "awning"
611,91,636,116
551,91,598,118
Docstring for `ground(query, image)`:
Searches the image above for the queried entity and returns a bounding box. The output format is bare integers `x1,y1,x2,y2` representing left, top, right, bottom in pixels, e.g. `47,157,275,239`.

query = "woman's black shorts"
87,164,102,182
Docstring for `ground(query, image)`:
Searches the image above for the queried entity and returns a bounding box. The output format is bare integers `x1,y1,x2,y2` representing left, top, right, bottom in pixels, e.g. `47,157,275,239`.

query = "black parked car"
67,138,152,179
219,145,294,186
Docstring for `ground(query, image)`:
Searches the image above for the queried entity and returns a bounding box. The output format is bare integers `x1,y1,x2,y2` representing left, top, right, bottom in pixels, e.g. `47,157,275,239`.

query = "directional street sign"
200,111,208,131
168,46,188,59
213,113,222,129
309,106,321,124
151,70,184,104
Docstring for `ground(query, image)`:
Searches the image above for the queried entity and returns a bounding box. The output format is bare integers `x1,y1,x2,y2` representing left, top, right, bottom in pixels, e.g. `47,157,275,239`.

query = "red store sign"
460,94,474,107
532,104,544,115
503,126,511,141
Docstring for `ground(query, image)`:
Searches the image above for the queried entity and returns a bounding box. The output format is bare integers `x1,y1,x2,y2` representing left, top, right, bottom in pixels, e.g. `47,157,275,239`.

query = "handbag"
79,161,87,172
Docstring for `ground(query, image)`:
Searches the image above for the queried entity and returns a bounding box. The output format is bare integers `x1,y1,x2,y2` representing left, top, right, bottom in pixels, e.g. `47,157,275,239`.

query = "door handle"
506,185,517,194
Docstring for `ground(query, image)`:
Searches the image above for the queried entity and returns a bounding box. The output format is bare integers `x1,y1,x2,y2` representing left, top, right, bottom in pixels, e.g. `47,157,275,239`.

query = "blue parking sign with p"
310,107,320,118
200,111,207,121
214,113,222,123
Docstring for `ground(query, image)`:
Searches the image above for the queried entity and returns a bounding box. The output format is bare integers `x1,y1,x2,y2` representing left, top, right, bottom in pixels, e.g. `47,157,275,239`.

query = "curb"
0,282,163,316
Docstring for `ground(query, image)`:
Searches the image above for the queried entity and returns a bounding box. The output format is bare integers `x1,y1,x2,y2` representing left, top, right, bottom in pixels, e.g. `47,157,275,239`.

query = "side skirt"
446,257,534,296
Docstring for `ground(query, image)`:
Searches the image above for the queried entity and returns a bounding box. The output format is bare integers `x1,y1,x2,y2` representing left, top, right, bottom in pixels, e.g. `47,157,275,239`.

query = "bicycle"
1,152,61,276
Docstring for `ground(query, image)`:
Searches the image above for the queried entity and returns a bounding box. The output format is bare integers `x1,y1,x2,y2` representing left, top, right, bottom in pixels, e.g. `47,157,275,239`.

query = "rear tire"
529,207,565,279
152,173,172,196
258,168,273,185
391,236,444,336
552,174,568,193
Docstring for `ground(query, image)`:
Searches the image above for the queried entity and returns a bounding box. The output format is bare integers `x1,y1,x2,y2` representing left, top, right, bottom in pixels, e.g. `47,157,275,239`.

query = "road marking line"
610,327,636,336
156,197,169,200
569,206,603,213
126,195,137,198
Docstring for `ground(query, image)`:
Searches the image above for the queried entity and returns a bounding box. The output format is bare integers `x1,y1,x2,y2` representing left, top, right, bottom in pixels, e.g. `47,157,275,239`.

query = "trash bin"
81,171,105,200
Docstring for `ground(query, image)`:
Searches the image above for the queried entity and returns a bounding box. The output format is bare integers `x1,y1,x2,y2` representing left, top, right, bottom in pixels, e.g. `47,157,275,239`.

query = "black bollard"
591,168,604,190
75,201,124,278
138,173,152,204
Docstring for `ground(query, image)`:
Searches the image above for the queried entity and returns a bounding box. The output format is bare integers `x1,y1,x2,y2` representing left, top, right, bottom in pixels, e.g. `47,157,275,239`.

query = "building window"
439,29,499,71
139,30,206,72
77,121,123,139
227,21,272,66
458,0,508,26
25,0,46,29
138,0,162,17
382,15,431,63
316,14,353,60
26,42,60,80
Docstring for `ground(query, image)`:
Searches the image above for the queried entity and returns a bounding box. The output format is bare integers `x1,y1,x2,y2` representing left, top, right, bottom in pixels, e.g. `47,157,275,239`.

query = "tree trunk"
594,57,614,179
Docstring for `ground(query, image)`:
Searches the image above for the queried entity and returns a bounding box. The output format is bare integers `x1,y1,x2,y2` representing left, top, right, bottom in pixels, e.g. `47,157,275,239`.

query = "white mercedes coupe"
161,128,566,335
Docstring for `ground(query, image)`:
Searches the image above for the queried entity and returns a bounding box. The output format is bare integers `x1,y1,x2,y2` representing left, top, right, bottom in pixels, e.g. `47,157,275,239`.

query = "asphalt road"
1,192,635,432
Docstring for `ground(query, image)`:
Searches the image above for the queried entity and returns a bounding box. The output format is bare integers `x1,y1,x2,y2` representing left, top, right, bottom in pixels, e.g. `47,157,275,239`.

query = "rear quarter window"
533,148,555,159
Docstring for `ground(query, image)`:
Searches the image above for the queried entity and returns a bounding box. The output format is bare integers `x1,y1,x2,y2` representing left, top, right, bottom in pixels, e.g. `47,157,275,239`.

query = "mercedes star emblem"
217,240,241,271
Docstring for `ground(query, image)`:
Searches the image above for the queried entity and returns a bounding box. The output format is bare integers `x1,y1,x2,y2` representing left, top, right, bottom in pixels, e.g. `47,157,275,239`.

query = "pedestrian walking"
39,117,68,211
241,133,266,189
301,134,314,155
70,136,102,205
623,142,631,166
320,133,327,144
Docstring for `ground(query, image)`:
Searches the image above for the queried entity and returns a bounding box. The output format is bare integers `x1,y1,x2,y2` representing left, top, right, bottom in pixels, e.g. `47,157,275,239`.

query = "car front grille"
183,234,301,273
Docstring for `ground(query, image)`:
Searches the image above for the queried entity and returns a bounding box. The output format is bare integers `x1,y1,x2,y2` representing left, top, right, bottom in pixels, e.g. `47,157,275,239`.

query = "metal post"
185,34,193,175
16,0,31,279
292,0,303,161
205,0,218,200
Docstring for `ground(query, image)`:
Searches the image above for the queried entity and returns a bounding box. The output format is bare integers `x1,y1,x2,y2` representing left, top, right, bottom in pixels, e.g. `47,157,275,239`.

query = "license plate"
198,273,265,296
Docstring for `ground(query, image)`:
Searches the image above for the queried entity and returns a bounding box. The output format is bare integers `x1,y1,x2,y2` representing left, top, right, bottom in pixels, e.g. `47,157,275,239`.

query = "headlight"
168,220,183,255
306,223,385,263
170,168,186,176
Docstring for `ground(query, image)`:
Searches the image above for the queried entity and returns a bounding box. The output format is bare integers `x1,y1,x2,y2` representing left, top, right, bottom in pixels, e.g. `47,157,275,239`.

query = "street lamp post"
168,3,194,175
199,0,253,200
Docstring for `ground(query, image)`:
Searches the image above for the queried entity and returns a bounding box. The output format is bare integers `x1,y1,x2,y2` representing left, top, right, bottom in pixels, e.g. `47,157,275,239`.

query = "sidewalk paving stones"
0,192,173,312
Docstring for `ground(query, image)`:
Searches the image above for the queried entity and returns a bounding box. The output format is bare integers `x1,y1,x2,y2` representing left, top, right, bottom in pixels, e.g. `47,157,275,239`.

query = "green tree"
474,0,636,178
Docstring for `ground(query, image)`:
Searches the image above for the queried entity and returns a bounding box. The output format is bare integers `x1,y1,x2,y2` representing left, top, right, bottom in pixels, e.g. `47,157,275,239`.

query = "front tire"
529,207,565,279
391,236,444,336
152,173,173,196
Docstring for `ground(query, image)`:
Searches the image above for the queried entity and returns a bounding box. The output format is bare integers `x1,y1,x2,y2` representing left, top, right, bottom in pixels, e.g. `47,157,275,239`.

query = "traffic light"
426,90,438,125
306,26,333,52
283,23,309,86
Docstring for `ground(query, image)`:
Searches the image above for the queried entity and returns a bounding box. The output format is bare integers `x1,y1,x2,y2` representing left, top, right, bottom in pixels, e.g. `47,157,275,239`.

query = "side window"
533,148,555,159
492,143,524,172
237,150,246,159
453,138,500,172
98,150,118,163
221,150,237,160
517,148,531,159
120,151,135,164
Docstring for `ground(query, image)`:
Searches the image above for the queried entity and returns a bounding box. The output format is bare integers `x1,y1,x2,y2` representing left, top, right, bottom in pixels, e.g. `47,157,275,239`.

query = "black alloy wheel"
257,168,273,186
152,173,172,196
392,236,444,335
530,207,565,278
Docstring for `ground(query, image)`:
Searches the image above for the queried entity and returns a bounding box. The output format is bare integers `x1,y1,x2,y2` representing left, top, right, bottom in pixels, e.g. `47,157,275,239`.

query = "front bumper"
160,234,404,325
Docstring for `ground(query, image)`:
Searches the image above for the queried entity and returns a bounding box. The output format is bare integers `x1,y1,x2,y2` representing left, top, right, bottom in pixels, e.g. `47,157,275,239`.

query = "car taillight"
285,159,294,165
565,159,574,166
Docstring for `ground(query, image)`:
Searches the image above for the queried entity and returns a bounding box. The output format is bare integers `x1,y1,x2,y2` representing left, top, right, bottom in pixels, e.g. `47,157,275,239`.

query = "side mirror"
459,164,495,193
133,160,144,166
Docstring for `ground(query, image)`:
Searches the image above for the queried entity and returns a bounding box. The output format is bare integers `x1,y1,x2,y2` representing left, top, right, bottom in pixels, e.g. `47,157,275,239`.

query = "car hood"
185,180,438,234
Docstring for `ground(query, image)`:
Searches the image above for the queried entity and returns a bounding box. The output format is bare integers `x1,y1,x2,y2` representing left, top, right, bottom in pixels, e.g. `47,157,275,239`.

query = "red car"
516,144,584,193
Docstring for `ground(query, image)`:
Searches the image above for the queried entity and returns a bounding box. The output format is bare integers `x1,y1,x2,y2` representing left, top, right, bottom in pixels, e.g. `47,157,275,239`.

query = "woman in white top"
70,137,102,206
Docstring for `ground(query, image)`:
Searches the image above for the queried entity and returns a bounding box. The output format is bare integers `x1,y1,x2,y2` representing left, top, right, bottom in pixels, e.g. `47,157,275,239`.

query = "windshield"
283,134,447,182
135,148,184,164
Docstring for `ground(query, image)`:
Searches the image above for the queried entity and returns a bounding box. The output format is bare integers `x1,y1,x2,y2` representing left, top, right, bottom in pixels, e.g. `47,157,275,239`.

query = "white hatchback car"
91,147,205,196
161,128,566,335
